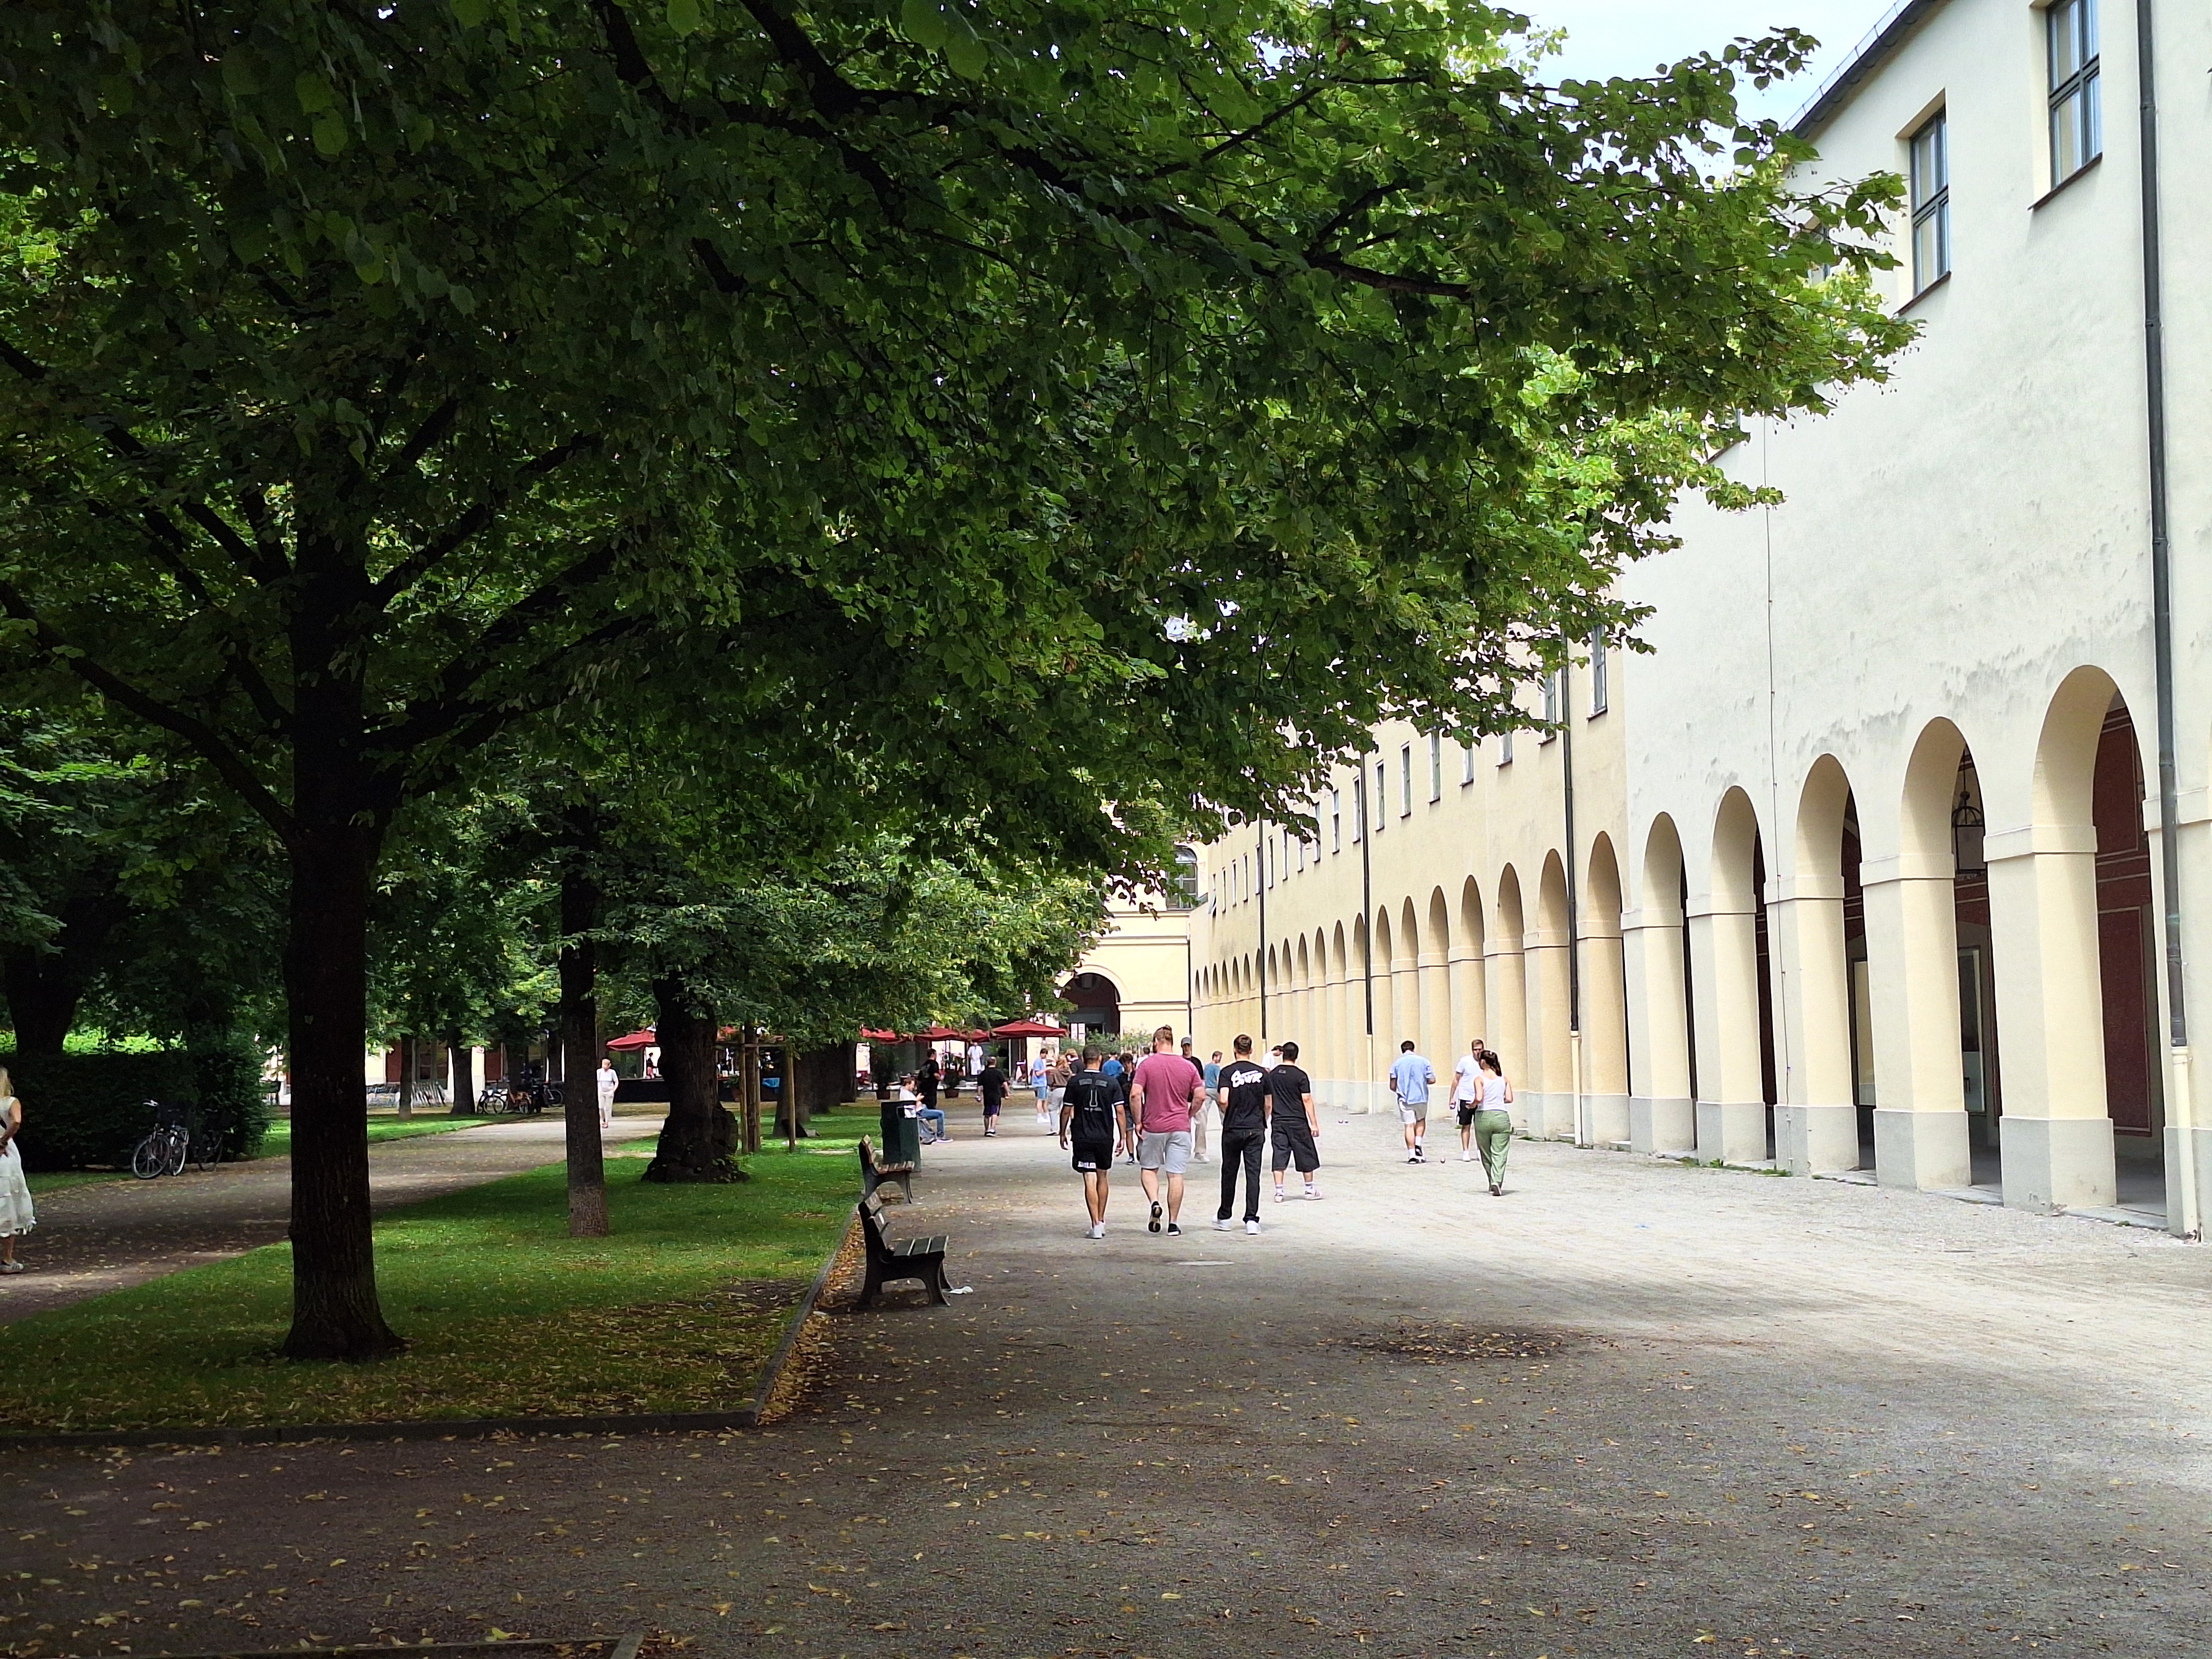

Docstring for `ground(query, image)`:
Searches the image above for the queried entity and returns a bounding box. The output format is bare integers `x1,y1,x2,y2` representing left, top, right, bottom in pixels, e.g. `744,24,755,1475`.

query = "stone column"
1860,850,1972,1189
1486,943,1529,1133
1771,871,1860,1173
1623,905,1695,1153
1688,895,1768,1163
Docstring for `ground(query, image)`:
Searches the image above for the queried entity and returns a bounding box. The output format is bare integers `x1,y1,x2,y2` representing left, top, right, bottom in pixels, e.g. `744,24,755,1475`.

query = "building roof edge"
1787,0,1949,142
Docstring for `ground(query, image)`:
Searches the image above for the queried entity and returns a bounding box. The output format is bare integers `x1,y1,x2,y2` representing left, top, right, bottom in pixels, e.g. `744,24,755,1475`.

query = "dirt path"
3,1110,2210,1657
0,1115,663,1324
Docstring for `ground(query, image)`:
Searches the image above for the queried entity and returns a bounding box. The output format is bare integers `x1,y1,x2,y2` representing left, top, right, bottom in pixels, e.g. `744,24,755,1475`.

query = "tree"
0,1,1907,1356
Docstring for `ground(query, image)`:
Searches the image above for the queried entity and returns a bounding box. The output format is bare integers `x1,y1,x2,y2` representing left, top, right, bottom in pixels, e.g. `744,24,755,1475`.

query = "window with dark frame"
2048,0,2100,185
1589,627,1609,715
1909,110,1950,294
1332,787,1342,851
1429,732,1443,801
1352,778,1363,844
1399,744,1413,816
1462,737,1475,785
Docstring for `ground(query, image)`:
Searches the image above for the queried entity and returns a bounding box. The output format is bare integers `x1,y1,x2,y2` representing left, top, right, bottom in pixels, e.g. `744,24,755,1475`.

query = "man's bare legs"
1139,1166,1187,1226
1083,1169,1110,1225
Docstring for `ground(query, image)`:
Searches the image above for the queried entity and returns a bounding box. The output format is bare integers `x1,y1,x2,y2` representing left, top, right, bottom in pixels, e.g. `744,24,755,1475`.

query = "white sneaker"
1088,1222,1105,1239
1245,1219,1261,1234
1462,1150,1475,1162
1213,1216,1232,1231
1272,1188,1285,1204
1304,1184,1322,1200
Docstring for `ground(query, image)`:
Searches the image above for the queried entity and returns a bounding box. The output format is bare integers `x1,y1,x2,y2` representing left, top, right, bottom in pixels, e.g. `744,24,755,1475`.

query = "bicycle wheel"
192,1128,220,1172
131,1134,165,1179
163,1127,189,1177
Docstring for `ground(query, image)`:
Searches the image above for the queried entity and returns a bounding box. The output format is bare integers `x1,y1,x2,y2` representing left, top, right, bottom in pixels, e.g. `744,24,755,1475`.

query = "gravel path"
0,1115,663,1324
2,1108,2209,1657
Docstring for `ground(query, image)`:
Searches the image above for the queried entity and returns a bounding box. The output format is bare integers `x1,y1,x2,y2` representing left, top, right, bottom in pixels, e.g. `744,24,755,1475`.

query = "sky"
1516,1,1900,125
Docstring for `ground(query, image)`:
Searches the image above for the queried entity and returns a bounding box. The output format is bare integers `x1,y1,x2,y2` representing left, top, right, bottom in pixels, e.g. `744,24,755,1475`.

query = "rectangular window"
1265,835,1275,889
1539,669,1559,742
1589,627,1609,715
1462,738,1476,786
1499,729,1513,767
1375,761,1388,831
1331,788,1342,851
1428,732,1443,801
1352,778,1363,844
1399,744,1413,816
1909,110,1950,294
2048,0,2101,184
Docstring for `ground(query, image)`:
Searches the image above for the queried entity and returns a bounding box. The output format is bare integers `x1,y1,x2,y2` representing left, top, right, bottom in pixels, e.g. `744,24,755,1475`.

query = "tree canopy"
0,0,1908,1355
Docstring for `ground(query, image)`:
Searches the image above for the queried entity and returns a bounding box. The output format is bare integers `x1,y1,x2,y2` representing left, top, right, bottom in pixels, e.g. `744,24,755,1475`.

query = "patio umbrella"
605,1029,657,1051
916,1024,969,1041
991,1018,1066,1037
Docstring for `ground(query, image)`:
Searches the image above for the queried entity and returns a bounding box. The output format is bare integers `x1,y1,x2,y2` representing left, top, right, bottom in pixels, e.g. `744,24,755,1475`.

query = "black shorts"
1456,1103,1479,1128
1071,1137,1114,1173
1271,1122,1320,1174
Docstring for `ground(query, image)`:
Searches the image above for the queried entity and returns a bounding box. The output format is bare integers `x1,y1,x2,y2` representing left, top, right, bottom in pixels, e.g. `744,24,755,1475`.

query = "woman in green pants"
1471,1049,1515,1197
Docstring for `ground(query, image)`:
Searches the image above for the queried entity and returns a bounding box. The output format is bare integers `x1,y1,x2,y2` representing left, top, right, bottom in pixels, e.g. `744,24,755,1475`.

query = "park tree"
0,0,1908,1358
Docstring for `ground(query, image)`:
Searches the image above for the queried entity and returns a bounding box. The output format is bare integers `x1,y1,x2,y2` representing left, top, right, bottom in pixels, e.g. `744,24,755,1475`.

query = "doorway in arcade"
1060,972,1121,1044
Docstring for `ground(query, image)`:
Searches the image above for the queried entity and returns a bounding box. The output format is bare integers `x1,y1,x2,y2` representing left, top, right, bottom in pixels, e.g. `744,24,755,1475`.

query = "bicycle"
189,1107,229,1173
131,1101,190,1180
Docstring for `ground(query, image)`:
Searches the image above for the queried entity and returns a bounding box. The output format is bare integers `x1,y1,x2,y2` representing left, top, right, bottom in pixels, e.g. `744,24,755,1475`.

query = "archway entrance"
2093,698,2164,1211
1061,971,1121,1040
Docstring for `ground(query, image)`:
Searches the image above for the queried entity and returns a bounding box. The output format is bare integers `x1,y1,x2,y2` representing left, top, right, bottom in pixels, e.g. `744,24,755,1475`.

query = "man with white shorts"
1129,1025,1203,1237
1388,1038,1437,1163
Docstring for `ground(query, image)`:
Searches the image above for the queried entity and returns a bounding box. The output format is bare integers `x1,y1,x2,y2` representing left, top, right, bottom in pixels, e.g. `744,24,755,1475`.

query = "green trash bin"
880,1100,921,1167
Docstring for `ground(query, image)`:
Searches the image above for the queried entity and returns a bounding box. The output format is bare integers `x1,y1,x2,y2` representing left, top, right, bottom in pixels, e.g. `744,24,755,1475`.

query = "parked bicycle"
131,1100,190,1180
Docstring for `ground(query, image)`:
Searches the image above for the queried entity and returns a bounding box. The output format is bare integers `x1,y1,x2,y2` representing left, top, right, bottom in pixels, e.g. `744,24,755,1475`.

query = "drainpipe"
1257,820,1268,1040
2135,0,2195,1238
1560,653,1588,1147
1359,761,1376,1108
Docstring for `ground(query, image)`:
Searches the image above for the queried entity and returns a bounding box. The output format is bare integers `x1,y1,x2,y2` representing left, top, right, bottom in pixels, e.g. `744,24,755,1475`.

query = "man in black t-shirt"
978,1058,1008,1136
1213,1034,1272,1232
1058,1046,1125,1239
1267,1040,1322,1201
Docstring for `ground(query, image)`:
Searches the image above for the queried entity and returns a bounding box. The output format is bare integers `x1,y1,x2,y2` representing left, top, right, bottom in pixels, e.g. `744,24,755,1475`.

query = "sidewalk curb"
0,1211,858,1454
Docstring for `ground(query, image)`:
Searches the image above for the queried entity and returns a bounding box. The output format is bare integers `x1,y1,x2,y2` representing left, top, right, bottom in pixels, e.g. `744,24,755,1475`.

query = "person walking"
1058,1046,1126,1238
1130,1026,1203,1237
0,1069,35,1273
917,1051,941,1120
1450,1038,1486,1161
1472,1049,1516,1196
1389,1038,1437,1163
978,1054,1008,1136
1108,1051,1141,1166
1180,1038,1212,1162
1267,1040,1322,1202
1212,1036,1270,1234
1028,1051,1052,1126
595,1056,619,1133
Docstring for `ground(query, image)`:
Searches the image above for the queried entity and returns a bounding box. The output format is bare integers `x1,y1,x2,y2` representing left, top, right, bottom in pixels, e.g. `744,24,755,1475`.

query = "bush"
1,1050,192,1171
187,1033,275,1159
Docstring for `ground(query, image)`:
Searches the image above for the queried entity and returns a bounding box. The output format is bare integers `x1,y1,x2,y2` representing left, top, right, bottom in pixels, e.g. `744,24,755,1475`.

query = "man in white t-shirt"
1450,1037,1487,1163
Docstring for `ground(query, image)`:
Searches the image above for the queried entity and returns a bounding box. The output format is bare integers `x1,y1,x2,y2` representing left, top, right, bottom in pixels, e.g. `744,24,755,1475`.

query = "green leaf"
293,72,336,114
218,54,258,95
311,111,350,156
943,24,987,79
451,0,490,25
666,0,704,36
900,0,948,50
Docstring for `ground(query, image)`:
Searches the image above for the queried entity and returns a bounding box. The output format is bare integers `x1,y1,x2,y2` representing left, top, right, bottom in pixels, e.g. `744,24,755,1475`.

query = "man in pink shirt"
1128,1024,1204,1237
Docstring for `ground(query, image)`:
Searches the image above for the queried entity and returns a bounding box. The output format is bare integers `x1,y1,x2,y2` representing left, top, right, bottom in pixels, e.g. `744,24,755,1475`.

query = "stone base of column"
1872,1107,1971,1190
1506,1091,1541,1136
2000,1114,2115,1212
1696,1099,1768,1164
1774,1103,1862,1175
1630,1095,1694,1155
1587,1091,1631,1145
2163,1124,2212,1237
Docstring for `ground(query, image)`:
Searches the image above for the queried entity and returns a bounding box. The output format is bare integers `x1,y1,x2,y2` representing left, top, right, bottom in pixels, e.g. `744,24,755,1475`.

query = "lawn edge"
0,1202,858,1452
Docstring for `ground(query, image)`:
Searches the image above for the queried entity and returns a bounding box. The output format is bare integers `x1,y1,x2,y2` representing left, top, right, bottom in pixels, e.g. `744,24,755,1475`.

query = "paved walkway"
4,1108,2211,1657
0,1115,662,1324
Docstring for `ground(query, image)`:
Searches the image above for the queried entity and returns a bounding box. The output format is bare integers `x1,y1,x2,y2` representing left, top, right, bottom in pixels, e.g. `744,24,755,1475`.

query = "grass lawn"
252,1114,501,1159
0,1113,868,1433
24,1169,135,1194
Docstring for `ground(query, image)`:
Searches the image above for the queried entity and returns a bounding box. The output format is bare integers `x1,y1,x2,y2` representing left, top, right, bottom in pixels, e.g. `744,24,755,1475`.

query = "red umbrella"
605,1028,657,1051
860,1027,904,1043
991,1018,1066,1038
916,1024,969,1041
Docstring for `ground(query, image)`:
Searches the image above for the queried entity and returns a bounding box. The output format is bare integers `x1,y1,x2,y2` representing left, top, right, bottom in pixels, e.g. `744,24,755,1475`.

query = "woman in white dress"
0,1069,35,1272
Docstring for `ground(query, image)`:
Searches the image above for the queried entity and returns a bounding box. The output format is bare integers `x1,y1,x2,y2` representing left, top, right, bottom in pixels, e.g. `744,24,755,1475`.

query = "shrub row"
3,1038,273,1170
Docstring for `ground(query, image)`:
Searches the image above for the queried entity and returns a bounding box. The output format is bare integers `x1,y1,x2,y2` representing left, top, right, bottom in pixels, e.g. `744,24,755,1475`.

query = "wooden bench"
857,1193,948,1309
858,1135,915,1205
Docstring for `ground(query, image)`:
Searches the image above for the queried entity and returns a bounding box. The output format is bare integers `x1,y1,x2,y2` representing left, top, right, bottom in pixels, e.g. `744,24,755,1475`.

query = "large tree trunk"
281,814,403,1360
642,978,743,1182
560,851,608,1234
1,950,85,1056
447,1028,473,1117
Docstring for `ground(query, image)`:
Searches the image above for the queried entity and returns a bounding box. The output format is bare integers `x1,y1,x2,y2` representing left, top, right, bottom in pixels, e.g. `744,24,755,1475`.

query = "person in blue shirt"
1388,1039,1437,1164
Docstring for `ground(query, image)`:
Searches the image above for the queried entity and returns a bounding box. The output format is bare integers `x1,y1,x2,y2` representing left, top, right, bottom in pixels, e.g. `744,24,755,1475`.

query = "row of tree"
0,0,1912,1358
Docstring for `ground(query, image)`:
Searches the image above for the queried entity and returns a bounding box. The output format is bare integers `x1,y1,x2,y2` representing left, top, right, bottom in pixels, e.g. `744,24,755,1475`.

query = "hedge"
2,1037,273,1171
